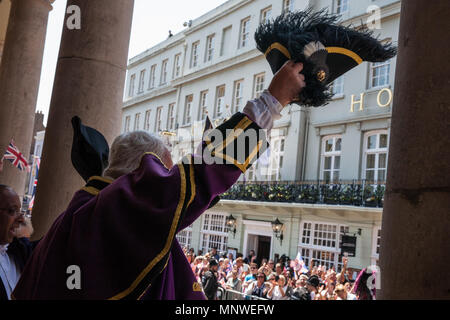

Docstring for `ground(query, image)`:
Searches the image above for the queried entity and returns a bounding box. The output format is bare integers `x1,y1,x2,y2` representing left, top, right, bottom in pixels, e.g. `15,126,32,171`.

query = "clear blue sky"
36,0,228,125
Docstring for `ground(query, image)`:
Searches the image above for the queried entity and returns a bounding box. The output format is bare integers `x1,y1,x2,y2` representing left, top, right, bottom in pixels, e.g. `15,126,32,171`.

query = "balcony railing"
221,180,386,208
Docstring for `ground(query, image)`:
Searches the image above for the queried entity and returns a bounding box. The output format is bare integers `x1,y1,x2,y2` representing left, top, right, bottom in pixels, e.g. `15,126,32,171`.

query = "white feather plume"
303,41,326,58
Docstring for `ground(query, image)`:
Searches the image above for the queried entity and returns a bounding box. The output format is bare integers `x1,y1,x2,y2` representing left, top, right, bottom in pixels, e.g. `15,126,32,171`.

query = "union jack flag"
2,141,29,171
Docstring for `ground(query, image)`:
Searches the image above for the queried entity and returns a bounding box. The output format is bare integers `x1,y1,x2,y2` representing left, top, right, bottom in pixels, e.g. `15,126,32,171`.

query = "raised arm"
177,61,306,231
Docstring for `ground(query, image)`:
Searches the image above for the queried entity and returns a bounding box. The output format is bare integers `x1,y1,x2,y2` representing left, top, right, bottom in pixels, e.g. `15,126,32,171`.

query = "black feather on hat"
254,9,397,107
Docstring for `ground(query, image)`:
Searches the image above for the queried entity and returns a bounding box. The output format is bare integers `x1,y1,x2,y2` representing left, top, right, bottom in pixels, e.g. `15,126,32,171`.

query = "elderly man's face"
0,188,24,244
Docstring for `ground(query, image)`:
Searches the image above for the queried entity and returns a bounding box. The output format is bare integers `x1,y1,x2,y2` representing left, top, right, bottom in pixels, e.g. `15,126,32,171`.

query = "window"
364,131,389,181
173,53,181,79
160,59,168,85
232,80,244,113
128,74,136,97
191,42,199,68
133,113,141,131
253,73,265,98
371,227,381,266
321,136,342,182
198,90,208,121
334,0,349,14
220,26,232,56
148,64,156,89
260,6,272,24
183,95,193,125
167,103,175,130
124,115,131,132
138,70,146,93
299,222,349,271
245,162,258,182
201,213,229,253
330,75,344,96
144,110,151,131
282,0,293,13
215,85,226,118
155,107,163,132
370,61,391,89
205,34,215,62
269,136,285,181
239,17,251,48
176,225,193,249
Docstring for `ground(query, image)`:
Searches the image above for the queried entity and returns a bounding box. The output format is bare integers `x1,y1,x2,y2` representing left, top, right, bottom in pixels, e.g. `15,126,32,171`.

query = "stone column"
31,0,134,239
379,0,450,299
0,0,53,197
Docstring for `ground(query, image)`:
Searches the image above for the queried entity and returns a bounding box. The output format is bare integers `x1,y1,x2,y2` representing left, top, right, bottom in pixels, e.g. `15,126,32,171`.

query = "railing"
217,287,269,301
221,180,385,208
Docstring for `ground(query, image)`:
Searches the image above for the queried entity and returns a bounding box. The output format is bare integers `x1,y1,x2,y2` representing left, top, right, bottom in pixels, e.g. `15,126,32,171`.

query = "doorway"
246,234,272,265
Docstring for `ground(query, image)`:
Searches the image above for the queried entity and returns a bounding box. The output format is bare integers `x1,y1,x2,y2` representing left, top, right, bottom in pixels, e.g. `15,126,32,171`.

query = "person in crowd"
267,274,292,300
320,281,336,300
290,285,311,301
0,185,35,300
245,272,268,299
227,252,234,262
217,258,228,283
14,216,34,239
202,259,219,300
225,269,242,300
335,284,357,300
306,275,320,300
222,258,231,275
244,262,258,283
275,263,283,276
244,250,255,264
267,259,275,272
234,257,244,277
297,274,308,288
210,248,219,261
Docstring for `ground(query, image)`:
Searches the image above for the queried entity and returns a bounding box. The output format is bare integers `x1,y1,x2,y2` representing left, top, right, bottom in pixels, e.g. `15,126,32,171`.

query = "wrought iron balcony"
221,180,386,208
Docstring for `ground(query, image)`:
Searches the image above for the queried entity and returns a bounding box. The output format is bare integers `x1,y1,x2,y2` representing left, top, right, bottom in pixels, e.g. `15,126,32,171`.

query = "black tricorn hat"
71,116,110,182
255,9,397,107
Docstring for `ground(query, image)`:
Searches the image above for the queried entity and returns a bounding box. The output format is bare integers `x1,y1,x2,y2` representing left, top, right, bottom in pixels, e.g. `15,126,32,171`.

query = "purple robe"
12,112,268,300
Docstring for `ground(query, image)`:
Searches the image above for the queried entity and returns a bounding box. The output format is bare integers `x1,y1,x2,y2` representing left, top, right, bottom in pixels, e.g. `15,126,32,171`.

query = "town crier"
12,60,305,300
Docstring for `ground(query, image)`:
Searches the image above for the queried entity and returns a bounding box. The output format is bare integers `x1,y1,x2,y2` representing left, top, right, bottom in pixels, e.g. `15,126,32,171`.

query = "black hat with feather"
254,9,397,107
71,116,110,182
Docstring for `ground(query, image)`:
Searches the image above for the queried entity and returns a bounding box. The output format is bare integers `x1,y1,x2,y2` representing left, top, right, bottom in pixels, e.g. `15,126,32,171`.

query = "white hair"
103,131,166,179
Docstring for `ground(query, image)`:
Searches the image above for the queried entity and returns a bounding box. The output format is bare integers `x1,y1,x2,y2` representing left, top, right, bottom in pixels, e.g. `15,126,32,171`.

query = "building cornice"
172,48,262,86
216,199,382,223
128,36,185,68
183,0,252,36
342,1,401,27
123,48,264,108
123,85,177,109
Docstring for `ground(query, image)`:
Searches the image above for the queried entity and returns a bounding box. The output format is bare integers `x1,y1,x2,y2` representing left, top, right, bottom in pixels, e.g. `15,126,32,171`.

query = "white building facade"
122,0,401,274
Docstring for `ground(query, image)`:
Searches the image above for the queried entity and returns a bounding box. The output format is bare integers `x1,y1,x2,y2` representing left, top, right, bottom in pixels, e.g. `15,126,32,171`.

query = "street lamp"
271,218,284,245
225,214,237,238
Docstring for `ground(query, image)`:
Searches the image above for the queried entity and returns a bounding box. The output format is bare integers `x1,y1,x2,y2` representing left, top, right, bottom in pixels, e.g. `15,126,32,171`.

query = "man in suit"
0,185,34,300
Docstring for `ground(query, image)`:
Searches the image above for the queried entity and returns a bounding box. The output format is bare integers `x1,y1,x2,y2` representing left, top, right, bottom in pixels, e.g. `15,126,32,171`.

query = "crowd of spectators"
182,247,376,301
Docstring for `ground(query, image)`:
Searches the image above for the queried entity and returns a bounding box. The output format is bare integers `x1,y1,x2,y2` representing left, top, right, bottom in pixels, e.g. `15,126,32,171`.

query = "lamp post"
226,214,237,238
271,218,284,245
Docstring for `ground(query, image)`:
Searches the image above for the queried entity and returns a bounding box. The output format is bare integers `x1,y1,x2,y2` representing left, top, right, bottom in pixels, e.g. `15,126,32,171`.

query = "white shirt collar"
0,244,9,256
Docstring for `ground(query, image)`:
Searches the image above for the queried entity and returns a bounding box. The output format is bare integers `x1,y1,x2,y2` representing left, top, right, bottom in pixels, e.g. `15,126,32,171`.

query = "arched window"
363,131,389,182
